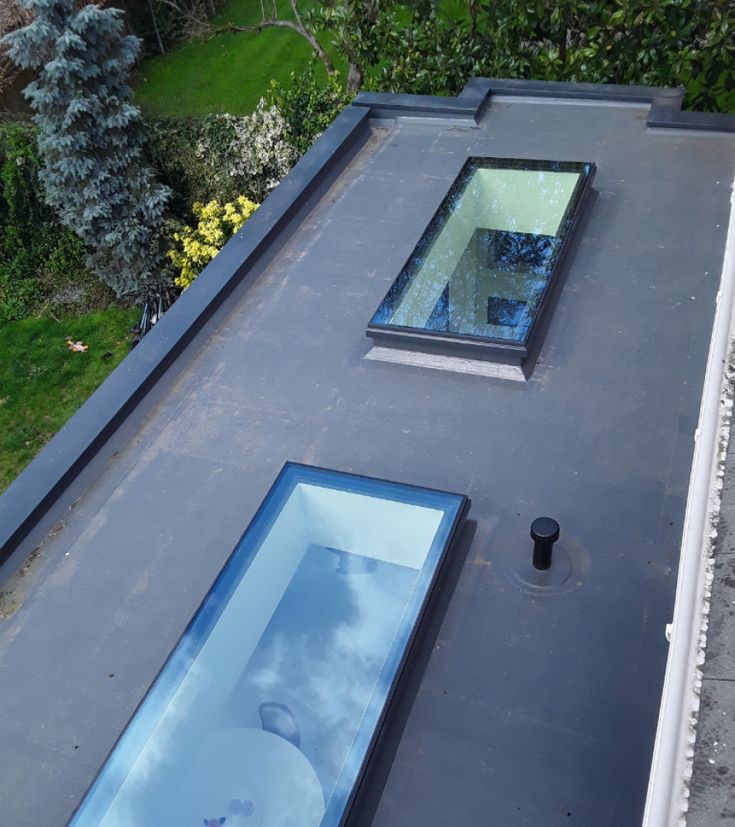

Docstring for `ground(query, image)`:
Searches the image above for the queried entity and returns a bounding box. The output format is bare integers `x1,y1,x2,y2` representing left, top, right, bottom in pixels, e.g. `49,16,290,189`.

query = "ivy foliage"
3,0,172,300
266,63,353,155
0,121,110,322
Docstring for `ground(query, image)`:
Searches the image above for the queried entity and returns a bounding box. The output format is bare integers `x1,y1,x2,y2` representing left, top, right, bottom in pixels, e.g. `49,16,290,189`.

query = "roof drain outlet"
531,517,560,570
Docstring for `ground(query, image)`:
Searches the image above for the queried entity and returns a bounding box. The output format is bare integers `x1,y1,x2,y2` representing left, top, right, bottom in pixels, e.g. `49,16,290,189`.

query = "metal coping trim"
355,78,735,133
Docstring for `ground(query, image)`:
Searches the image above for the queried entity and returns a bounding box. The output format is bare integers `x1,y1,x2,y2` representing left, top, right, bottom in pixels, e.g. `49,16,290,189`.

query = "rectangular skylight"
368,157,594,369
68,463,468,827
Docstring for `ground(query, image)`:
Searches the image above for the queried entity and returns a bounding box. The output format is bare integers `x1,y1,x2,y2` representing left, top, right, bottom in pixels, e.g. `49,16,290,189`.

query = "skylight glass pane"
69,464,468,827
370,157,593,347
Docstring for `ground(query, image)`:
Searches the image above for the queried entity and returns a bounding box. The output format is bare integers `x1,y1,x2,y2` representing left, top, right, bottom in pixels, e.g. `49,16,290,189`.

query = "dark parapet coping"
471,76,686,105
0,104,372,567
356,77,735,133
646,103,735,133
478,78,735,133
353,84,491,122
3,75,734,570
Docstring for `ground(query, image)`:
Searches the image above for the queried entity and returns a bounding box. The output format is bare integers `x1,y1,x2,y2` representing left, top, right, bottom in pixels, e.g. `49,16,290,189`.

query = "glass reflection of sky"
68,464,467,827
371,158,593,345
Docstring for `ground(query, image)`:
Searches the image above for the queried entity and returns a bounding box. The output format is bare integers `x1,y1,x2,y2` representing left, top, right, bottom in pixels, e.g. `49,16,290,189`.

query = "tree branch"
208,16,334,74
157,0,209,30
290,0,305,31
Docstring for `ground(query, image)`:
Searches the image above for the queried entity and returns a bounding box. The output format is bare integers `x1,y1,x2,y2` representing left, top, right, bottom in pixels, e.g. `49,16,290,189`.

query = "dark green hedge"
0,122,113,321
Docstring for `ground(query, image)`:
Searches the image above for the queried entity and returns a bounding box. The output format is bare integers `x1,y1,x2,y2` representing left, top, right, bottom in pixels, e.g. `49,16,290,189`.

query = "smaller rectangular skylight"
68,463,468,827
368,157,594,371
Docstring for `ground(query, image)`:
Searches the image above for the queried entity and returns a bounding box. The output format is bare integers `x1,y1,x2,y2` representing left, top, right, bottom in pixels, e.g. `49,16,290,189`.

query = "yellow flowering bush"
168,196,258,290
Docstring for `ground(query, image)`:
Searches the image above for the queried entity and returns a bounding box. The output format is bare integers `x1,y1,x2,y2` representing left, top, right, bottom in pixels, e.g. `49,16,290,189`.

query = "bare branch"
289,0,304,31
208,15,335,74
145,0,165,53
157,0,209,30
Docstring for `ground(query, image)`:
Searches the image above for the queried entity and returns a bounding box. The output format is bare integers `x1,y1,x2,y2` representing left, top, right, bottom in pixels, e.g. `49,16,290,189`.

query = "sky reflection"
69,466,466,827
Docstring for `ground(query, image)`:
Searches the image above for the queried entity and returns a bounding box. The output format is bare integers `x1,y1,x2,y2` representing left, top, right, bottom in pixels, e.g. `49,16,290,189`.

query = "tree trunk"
346,61,363,92
468,0,478,40
288,0,334,75
146,0,165,53
204,0,216,19
559,23,567,65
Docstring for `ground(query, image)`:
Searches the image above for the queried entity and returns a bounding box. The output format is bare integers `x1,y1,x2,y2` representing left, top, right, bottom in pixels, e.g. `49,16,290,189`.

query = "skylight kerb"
366,157,595,374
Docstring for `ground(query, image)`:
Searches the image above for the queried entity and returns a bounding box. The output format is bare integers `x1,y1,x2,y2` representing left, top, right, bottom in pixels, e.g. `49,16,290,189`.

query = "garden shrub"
298,0,735,112
145,67,351,227
147,102,298,217
145,116,213,219
168,196,258,290
0,122,52,319
0,121,113,321
221,100,298,202
0,122,43,249
473,0,735,113
357,0,735,112
266,63,353,155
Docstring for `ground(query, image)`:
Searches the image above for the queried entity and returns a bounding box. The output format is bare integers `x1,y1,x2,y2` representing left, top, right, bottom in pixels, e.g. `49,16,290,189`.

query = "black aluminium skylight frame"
366,156,596,370
66,463,470,827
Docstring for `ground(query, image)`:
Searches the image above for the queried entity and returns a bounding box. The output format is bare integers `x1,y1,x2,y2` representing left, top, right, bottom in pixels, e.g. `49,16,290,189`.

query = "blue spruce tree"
3,0,170,300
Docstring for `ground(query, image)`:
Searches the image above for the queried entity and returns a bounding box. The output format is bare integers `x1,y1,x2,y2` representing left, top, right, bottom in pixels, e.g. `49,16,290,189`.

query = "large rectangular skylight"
68,463,468,827
368,157,594,370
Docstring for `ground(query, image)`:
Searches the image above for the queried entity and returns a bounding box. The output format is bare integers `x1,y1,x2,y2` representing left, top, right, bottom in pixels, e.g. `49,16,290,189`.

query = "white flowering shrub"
194,101,297,203
230,100,298,200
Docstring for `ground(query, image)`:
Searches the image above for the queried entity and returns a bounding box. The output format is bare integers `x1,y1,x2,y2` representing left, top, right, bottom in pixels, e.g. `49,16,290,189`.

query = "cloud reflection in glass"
68,464,468,827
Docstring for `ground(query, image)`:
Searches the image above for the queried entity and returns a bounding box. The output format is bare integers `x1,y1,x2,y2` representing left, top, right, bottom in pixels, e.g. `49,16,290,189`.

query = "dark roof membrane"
0,81,733,827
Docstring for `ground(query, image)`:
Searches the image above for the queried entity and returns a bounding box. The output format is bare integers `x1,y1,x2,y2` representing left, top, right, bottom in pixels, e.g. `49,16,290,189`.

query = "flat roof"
1,81,735,826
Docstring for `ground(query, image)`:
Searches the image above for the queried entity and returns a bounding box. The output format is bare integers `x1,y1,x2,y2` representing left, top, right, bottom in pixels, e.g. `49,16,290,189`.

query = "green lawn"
0,308,139,493
134,0,343,116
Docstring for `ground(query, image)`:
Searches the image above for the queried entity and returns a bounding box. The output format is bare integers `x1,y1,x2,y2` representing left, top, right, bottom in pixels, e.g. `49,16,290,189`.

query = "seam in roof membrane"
642,175,735,827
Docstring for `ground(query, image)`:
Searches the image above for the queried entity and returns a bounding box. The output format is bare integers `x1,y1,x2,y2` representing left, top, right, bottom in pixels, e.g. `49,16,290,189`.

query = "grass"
0,308,139,494
2,0,346,493
134,0,344,116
